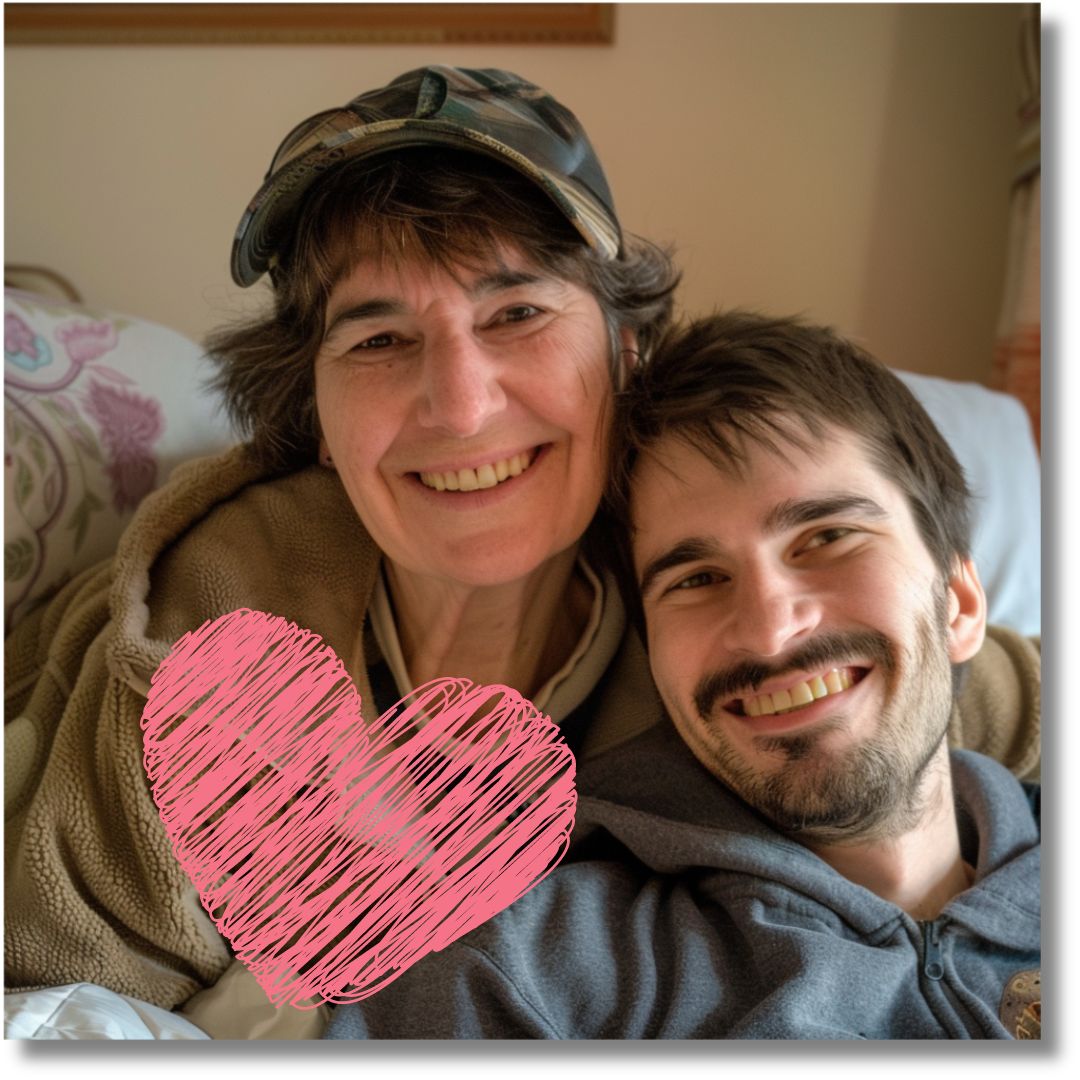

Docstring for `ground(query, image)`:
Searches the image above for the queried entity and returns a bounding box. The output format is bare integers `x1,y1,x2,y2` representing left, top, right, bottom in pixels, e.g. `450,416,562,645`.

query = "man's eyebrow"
322,270,547,342
638,537,721,597
762,494,889,535
637,496,888,597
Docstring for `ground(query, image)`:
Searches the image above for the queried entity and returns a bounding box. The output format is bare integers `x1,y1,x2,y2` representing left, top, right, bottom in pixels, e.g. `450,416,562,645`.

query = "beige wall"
4,3,1021,382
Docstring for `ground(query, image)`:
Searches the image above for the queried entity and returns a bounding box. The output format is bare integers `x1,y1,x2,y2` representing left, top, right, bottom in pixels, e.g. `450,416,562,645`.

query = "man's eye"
802,527,855,551
670,571,722,592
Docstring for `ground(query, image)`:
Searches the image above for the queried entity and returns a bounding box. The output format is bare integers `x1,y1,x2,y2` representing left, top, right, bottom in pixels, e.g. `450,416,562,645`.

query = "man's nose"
722,564,820,659
416,329,507,437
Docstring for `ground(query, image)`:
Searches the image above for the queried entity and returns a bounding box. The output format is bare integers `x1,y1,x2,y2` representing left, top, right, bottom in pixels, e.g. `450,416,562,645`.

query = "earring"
321,453,334,467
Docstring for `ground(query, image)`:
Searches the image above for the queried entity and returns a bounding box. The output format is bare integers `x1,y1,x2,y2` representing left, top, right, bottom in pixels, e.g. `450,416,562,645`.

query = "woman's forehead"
327,238,564,300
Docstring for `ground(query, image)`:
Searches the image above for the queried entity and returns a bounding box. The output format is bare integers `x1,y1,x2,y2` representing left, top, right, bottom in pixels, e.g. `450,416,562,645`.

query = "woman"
4,66,1038,1040
210,65,675,723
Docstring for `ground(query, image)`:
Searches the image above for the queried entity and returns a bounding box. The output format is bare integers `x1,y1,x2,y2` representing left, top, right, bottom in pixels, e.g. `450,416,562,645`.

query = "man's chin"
715,738,916,843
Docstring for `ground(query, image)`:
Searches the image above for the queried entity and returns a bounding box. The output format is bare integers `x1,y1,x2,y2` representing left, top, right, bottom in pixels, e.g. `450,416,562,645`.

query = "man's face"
630,423,986,842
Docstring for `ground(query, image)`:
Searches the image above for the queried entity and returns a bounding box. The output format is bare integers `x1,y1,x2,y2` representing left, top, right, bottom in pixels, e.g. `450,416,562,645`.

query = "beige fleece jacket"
4,446,1040,1038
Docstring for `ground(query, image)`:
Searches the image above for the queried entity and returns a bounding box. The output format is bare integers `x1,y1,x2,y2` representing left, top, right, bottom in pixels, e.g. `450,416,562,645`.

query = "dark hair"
207,148,679,472
598,310,972,628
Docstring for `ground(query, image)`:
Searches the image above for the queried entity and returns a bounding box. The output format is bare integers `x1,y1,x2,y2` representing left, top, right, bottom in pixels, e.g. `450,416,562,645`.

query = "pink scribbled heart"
140,608,576,1009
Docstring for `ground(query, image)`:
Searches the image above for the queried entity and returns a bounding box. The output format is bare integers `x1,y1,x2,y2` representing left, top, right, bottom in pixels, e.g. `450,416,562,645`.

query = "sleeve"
321,857,739,1040
5,561,234,1013
323,943,565,1039
5,560,114,817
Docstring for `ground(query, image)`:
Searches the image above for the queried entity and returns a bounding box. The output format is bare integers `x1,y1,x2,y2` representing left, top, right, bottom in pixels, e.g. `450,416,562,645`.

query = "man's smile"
726,665,869,717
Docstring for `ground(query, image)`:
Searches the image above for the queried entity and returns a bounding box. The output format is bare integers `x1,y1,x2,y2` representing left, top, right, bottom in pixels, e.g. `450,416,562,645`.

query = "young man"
325,311,1040,1039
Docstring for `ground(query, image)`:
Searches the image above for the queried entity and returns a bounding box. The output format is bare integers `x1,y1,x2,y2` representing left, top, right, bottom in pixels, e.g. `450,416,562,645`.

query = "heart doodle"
140,608,576,1009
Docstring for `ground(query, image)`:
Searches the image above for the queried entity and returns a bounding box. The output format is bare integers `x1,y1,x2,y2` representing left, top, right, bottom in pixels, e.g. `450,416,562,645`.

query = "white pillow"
897,370,1040,636
4,289,235,627
4,983,210,1040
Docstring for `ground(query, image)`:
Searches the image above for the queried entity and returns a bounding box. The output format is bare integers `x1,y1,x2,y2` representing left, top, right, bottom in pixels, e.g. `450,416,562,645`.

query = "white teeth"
740,668,854,718
419,451,534,492
824,669,846,695
789,682,814,707
771,689,792,712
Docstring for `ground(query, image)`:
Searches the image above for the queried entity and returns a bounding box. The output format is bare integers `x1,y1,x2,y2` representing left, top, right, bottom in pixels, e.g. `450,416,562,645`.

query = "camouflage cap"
231,65,622,287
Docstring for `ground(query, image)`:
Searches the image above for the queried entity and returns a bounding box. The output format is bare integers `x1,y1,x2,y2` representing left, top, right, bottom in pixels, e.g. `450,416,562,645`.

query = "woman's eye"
352,332,398,351
491,304,542,326
802,527,855,551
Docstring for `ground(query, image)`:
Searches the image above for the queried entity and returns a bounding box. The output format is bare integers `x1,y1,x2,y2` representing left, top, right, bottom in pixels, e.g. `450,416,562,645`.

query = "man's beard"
691,593,954,845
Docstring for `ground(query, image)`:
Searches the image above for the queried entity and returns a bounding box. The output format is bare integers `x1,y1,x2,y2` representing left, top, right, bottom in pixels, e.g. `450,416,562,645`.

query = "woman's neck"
385,546,591,697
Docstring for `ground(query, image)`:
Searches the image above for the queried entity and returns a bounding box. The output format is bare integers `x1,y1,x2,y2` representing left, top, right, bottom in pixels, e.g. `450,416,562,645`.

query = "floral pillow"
4,289,236,628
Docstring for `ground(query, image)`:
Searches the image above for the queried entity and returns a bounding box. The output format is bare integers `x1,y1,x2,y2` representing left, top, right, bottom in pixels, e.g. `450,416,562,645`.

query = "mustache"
692,630,894,720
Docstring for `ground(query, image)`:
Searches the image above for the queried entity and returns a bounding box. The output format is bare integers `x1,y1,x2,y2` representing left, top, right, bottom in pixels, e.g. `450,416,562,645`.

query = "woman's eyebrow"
638,537,721,597
469,269,546,296
323,271,549,342
323,299,404,341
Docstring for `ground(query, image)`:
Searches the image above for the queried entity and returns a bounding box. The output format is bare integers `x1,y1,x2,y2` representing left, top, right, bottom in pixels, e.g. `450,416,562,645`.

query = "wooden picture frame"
4,3,615,46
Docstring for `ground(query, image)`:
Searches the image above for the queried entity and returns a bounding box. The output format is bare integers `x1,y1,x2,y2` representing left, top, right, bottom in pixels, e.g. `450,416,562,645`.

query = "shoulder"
107,449,381,682
950,624,1040,782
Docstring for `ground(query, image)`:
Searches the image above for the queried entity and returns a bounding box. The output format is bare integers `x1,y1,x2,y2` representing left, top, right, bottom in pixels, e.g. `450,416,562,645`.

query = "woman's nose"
722,566,820,660
417,331,507,437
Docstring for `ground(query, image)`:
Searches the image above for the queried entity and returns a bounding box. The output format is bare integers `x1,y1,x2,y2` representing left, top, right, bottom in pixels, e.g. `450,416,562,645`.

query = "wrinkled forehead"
321,238,577,318
322,217,534,287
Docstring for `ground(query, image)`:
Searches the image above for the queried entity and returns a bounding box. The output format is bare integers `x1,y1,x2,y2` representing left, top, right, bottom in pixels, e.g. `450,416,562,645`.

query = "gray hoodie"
324,723,1040,1039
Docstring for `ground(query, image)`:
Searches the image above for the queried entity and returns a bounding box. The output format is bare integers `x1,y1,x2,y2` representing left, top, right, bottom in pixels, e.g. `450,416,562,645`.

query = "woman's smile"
416,445,540,492
405,444,552,511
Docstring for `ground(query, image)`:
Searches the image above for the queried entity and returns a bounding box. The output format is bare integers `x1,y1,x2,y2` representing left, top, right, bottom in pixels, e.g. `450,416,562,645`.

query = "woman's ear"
318,436,334,469
946,557,987,663
617,327,639,389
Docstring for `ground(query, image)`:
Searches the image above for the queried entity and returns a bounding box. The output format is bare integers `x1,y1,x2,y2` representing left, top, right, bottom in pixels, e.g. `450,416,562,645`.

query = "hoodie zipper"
921,918,945,980
919,916,979,1036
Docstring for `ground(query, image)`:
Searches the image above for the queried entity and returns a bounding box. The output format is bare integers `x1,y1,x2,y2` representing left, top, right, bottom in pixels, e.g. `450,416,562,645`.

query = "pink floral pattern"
4,292,165,625
5,312,39,361
5,288,235,629
55,318,119,364
83,381,164,510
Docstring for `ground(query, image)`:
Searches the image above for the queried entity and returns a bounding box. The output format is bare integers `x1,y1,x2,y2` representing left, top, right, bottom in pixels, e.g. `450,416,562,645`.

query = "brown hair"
207,148,679,472
599,310,972,626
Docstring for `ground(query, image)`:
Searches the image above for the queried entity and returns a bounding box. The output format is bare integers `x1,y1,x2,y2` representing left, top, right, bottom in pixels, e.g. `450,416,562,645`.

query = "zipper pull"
922,919,945,981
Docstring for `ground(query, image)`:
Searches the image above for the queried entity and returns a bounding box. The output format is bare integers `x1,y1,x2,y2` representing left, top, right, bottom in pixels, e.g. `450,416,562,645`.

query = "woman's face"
314,246,626,588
